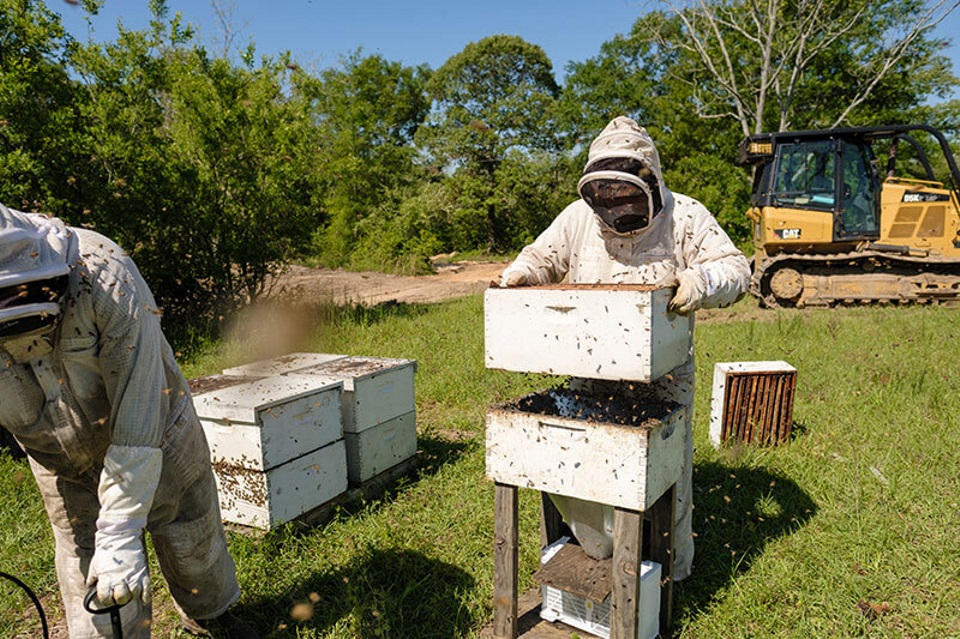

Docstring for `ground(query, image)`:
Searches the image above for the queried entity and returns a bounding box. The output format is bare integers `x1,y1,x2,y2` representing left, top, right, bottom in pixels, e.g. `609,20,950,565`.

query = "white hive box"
484,285,692,382
222,352,347,377
193,374,344,471
294,356,417,433
343,411,417,484
709,361,797,448
191,374,348,529
539,539,660,639
293,356,418,485
211,440,348,529
485,389,685,511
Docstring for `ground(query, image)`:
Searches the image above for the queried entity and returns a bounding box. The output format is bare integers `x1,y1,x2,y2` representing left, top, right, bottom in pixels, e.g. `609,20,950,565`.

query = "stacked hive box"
191,373,348,529
484,284,692,381
287,356,418,486
484,284,692,639
224,353,418,486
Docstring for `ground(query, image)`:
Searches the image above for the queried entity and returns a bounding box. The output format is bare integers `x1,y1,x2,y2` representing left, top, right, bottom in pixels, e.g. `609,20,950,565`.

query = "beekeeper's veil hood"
0,204,73,340
577,116,667,234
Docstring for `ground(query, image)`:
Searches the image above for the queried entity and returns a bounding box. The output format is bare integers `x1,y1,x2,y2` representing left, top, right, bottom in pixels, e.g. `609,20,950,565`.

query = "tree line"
2,0,959,341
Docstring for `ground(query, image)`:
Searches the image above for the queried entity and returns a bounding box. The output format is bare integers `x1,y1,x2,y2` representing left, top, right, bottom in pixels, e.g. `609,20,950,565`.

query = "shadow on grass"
313,433,475,526
674,460,817,622
238,547,475,638
264,434,478,538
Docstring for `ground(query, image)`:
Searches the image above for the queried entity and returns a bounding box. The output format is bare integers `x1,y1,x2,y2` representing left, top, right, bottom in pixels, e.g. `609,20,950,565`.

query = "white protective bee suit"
0,204,243,638
500,117,750,580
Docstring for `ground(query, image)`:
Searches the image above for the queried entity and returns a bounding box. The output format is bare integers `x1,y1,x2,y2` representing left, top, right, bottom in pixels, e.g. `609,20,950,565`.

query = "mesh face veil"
0,275,69,338
577,158,663,233
0,219,73,341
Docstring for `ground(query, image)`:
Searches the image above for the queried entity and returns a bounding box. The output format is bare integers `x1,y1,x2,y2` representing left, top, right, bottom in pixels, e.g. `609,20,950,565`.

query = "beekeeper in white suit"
500,116,750,581
0,204,258,638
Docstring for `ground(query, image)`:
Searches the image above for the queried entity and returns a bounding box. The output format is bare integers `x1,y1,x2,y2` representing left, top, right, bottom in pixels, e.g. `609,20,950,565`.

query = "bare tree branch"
831,0,960,126
654,0,958,134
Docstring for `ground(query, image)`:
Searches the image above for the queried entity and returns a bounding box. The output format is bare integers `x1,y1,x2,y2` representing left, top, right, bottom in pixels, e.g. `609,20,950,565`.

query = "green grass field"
2,294,959,638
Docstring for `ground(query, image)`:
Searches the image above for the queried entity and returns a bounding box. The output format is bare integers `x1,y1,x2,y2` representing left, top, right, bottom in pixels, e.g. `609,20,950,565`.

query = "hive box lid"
192,374,343,424
484,285,692,382
222,352,347,377
294,356,417,392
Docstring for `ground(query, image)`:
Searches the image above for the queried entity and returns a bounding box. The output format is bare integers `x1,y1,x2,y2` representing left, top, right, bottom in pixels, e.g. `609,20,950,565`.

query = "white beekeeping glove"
668,267,708,315
86,445,163,607
499,269,530,287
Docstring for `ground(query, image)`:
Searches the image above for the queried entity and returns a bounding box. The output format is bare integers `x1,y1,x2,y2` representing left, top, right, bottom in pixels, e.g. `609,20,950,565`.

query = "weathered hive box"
211,440,348,529
192,374,344,471
293,356,418,485
485,389,686,511
221,352,347,377
190,374,349,529
341,411,417,484
484,285,692,382
709,361,797,448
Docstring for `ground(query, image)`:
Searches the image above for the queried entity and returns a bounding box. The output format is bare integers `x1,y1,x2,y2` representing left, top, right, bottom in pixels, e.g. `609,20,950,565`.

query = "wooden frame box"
485,389,686,511
212,440,348,529
709,361,797,448
484,285,692,382
193,374,344,471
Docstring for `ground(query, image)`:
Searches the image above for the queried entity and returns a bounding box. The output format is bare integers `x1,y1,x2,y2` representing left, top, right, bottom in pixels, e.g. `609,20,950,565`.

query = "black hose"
0,571,50,639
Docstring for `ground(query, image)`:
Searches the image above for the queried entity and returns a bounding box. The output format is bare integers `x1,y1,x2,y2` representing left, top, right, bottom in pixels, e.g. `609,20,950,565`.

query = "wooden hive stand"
491,484,675,639
485,397,686,639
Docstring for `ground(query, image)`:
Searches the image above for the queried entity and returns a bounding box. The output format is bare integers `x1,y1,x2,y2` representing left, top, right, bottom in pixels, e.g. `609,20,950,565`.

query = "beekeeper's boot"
181,610,260,639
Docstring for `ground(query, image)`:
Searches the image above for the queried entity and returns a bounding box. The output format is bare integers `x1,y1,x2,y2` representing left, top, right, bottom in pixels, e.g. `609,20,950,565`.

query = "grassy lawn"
2,294,959,637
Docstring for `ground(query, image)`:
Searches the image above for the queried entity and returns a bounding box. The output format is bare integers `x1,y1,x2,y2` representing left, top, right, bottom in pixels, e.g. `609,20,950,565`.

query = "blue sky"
54,0,959,99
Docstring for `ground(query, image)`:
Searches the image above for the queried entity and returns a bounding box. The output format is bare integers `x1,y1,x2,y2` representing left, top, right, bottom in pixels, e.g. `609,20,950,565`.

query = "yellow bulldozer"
738,124,960,307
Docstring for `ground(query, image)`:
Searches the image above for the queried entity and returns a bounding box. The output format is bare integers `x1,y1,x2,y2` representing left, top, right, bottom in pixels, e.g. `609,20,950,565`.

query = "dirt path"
266,260,768,323
269,260,511,306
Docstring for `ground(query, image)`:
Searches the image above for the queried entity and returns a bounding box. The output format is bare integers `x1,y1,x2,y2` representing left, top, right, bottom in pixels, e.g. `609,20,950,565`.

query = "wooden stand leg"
493,483,518,638
649,483,676,639
612,508,642,639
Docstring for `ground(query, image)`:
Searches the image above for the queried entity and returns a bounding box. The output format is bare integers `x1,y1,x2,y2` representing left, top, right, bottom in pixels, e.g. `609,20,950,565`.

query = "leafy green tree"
417,35,562,251
0,0,86,214
558,14,682,148
493,149,580,246
302,51,430,269
68,0,324,337
163,51,323,303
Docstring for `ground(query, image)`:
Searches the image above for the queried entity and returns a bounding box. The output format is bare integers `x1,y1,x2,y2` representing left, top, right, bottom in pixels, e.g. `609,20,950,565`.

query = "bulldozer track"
751,250,960,308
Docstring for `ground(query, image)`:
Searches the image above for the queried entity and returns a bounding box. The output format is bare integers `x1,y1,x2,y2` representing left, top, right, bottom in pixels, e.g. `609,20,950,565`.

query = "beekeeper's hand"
86,445,163,606
668,268,707,315
499,269,529,287
88,530,151,606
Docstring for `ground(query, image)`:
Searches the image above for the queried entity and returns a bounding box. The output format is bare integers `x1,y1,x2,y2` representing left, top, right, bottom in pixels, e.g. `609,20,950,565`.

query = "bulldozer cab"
743,132,885,245
767,137,881,240
741,125,960,254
